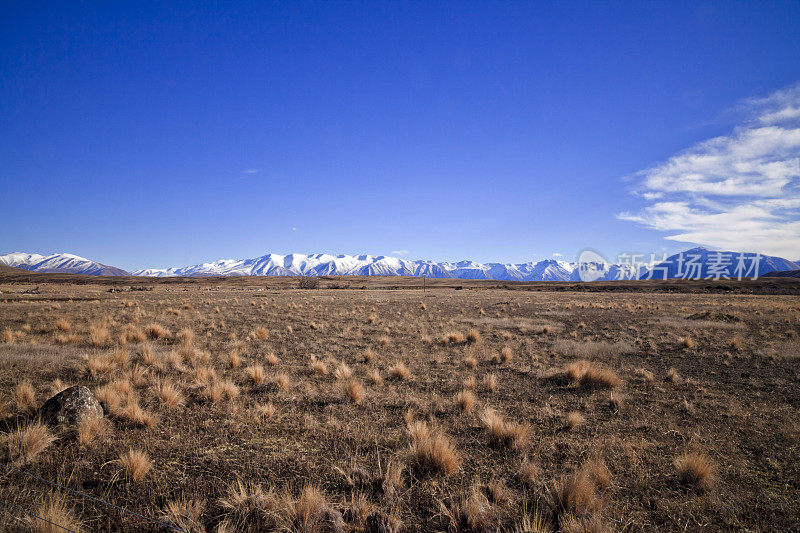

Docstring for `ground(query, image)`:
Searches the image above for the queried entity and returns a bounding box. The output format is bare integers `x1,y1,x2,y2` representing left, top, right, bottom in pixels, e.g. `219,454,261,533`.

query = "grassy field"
0,276,798,532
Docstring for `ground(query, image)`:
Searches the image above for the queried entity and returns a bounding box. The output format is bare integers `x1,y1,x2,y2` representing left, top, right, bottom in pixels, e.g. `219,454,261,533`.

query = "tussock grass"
76,416,111,446
675,451,715,491
565,360,622,389
389,361,411,380
246,364,266,386
118,448,152,482
480,408,531,449
155,380,185,408
219,480,279,532
14,379,36,412
161,497,206,533
408,420,461,475
145,323,171,340
343,379,365,404
31,491,84,533
455,389,476,413
6,421,56,465
283,485,342,533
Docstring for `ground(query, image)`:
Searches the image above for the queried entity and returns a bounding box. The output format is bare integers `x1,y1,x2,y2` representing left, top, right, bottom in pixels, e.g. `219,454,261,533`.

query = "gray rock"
40,385,104,426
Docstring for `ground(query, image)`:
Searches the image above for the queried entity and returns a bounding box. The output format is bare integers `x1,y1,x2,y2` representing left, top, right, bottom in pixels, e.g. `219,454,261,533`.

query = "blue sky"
1,1,799,270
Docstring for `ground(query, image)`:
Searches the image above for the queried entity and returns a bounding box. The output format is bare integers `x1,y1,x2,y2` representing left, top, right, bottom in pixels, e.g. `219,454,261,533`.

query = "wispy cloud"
242,169,261,174
619,83,800,258
391,250,409,256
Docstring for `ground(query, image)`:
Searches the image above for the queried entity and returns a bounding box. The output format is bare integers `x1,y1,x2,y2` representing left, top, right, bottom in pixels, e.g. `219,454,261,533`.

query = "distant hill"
763,269,800,278
0,252,129,276
639,247,799,280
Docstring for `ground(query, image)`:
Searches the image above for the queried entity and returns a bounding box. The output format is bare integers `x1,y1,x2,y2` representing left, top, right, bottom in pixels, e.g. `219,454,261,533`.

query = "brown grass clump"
121,401,157,428
265,352,280,366
145,323,171,340
368,369,383,386
343,379,365,404
675,451,715,491
679,336,695,349
228,351,242,369
565,360,622,389
441,487,496,532
177,328,195,346
118,448,152,482
77,416,111,446
455,389,476,413
121,326,146,345
518,457,540,487
548,458,611,524
334,362,353,380
500,346,513,363
565,411,585,430
14,379,36,412
464,356,478,369
252,326,270,340
31,491,84,533
274,373,291,391
1,327,13,343
483,373,498,392
155,380,185,408
666,367,680,383
257,402,277,420
54,319,71,332
364,347,376,363
310,359,328,376
246,364,266,385
467,329,481,344
161,497,206,533
6,421,56,465
480,408,531,449
219,480,279,532
389,361,411,380
408,420,461,475
445,332,466,344
283,485,342,533
88,323,111,347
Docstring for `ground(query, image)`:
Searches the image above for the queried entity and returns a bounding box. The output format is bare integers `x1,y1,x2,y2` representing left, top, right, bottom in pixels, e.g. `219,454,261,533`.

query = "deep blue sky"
2,1,799,270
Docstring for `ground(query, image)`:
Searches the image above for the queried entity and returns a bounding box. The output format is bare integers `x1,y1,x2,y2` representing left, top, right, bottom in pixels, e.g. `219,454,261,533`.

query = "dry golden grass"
6,421,56,466
455,389,476,413
251,326,270,340
674,451,715,491
334,361,353,380
343,378,365,404
310,359,328,376
118,448,152,482
565,360,622,389
88,322,111,347
31,491,84,533
480,408,531,449
464,355,478,369
121,401,157,428
54,319,71,332
77,416,111,446
467,329,481,344
218,480,279,532
483,373,498,392
565,411,585,430
145,323,171,340
246,364,266,385
14,379,36,412
155,379,185,408
2,327,14,343
501,346,514,363
364,347,376,362
256,402,277,420
368,369,383,386
274,372,291,391
228,351,242,369
284,485,340,533
177,327,195,346
408,420,461,475
161,496,206,533
265,352,280,366
389,361,411,380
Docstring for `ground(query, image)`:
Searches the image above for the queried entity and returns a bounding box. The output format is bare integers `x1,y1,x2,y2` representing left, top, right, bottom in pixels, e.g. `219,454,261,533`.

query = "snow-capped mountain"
0,252,129,276
639,247,799,280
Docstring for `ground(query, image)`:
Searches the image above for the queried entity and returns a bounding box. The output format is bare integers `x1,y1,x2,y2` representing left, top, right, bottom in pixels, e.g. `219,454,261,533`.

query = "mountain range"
1,248,797,281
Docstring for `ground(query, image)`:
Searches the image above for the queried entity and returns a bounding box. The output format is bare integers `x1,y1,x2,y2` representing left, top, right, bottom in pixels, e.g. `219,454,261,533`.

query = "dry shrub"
146,323,171,340
14,379,36,412
467,329,481,344
408,420,460,475
566,411,585,430
283,485,342,533
31,491,84,533
445,332,466,344
54,319,71,332
389,362,411,381
6,421,56,465
679,336,695,349
228,351,242,369
483,373,497,392
675,452,715,491
464,356,478,369
118,448,152,482
455,389,476,413
246,364,266,386
480,408,531,449
77,416,111,446
343,379,365,404
252,326,269,340
155,380,185,408
219,480,279,532
161,497,206,533
266,352,280,366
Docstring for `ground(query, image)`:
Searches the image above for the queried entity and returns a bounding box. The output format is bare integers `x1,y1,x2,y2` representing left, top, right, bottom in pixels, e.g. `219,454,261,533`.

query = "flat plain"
0,275,798,532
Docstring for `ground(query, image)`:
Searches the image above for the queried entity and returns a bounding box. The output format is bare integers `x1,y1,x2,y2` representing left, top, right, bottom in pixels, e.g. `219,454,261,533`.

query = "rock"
365,512,401,533
40,386,104,426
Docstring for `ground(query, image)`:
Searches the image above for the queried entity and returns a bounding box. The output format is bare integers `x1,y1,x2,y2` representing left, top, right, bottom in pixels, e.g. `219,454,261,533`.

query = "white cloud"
619,83,800,258
391,250,409,256
243,169,261,174
552,252,563,257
